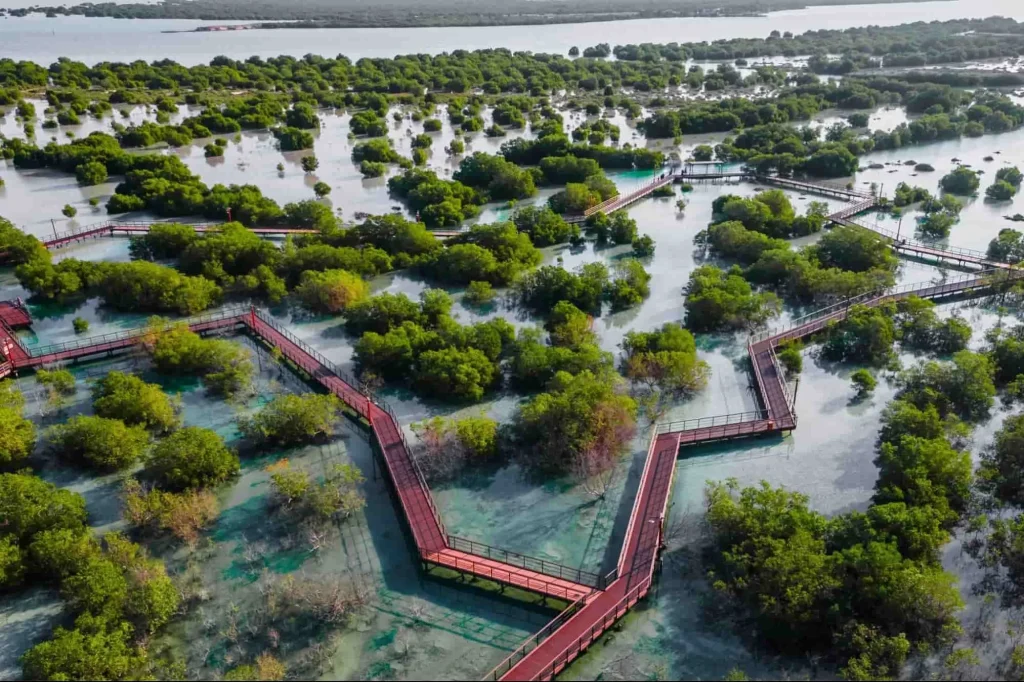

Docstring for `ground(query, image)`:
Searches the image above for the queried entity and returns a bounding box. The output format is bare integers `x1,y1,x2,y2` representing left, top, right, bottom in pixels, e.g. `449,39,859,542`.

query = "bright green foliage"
621,323,711,394
21,615,148,681
713,189,822,239
129,222,198,260
0,536,25,589
62,556,129,619
822,304,896,365
986,324,1024,384
411,414,499,478
986,179,1018,202
238,394,344,446
896,350,995,423
91,371,179,433
588,211,638,245
419,222,542,286
851,368,877,397
894,296,971,355
274,126,313,151
0,384,36,466
979,413,1024,506
511,206,578,246
463,280,496,305
344,213,440,258
104,533,180,633
632,234,656,257
149,427,239,490
989,228,1024,263
360,160,387,177
512,370,636,475
874,435,972,520
353,138,402,164
269,462,365,523
516,263,609,315
0,472,87,544
61,204,77,219
704,479,962,661
453,152,536,202
29,528,100,581
939,167,980,195
606,258,651,311
547,301,596,348
344,292,423,336
811,227,898,274
684,265,780,333
776,340,804,375
301,155,319,173
47,416,150,472
294,268,369,313
414,347,497,402
997,166,1024,187
892,183,932,207
72,317,89,334
510,322,612,385
918,211,956,237
148,323,255,396
75,160,107,186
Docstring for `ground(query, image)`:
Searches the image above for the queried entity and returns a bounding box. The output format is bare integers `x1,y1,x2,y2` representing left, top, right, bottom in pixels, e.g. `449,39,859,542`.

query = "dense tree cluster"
146,321,255,397
511,370,636,478
705,345,993,677
620,324,710,394
418,222,542,286
683,264,781,333
0,383,36,467
708,220,899,308
353,289,514,402
0,469,179,679
237,394,344,446
822,297,971,366
515,259,652,316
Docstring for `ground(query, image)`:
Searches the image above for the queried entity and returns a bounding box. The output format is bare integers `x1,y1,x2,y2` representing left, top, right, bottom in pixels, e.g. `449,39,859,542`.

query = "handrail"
26,306,249,360
527,576,653,681
247,308,449,542
767,343,796,414
483,591,591,681
447,536,603,589
747,268,1016,348
842,217,998,262
654,409,769,435
617,425,662,575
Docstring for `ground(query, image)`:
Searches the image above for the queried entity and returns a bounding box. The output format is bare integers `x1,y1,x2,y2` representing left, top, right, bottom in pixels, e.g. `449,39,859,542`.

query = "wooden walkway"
0,307,593,605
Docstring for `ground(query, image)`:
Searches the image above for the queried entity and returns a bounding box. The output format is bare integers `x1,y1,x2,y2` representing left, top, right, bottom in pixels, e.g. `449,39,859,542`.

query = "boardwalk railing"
531,576,653,681
842,218,997,262
483,591,592,681
749,269,1010,347
654,410,769,435
768,343,797,414
25,306,248,362
448,536,607,589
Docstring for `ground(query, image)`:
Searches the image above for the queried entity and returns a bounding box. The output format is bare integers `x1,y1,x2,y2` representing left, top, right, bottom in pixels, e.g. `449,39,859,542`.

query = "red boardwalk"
2,308,592,602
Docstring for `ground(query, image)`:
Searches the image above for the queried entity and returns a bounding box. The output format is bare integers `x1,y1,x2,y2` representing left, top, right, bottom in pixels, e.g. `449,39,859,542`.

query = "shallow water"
4,82,1024,679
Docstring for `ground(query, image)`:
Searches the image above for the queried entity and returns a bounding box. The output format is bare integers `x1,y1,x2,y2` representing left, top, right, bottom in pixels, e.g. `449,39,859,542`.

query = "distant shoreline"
4,0,952,32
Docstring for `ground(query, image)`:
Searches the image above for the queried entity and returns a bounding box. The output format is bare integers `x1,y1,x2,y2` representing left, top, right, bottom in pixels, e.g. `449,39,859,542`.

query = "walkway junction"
0,175,1020,680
